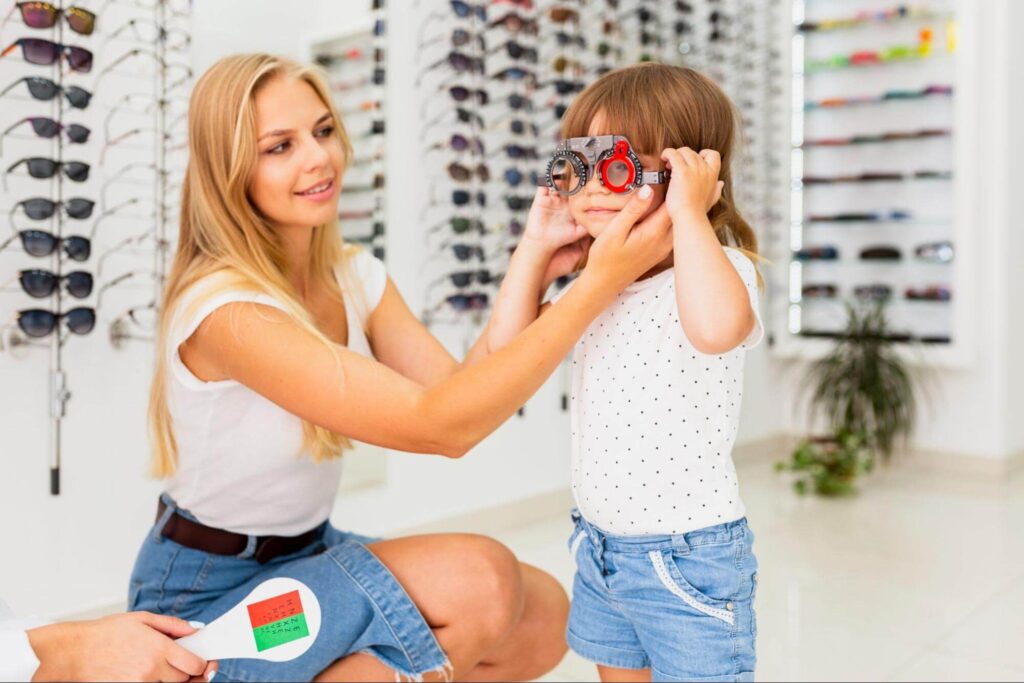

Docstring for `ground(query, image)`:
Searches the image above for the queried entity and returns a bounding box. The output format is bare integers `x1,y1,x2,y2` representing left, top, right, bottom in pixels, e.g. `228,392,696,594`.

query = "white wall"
1006,0,1024,459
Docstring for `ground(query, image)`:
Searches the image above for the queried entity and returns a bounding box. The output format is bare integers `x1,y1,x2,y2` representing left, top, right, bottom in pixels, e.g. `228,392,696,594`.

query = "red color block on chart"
247,590,304,629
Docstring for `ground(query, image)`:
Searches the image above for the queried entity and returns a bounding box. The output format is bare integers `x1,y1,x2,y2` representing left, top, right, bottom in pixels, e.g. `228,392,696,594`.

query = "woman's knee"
458,535,525,638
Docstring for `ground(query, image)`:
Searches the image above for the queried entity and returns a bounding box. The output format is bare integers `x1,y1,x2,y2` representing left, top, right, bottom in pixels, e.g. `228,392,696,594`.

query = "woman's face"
566,113,667,239
249,75,345,231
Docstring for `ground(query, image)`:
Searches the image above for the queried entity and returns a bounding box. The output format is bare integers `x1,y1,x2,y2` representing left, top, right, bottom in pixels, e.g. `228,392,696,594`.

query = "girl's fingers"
699,149,722,175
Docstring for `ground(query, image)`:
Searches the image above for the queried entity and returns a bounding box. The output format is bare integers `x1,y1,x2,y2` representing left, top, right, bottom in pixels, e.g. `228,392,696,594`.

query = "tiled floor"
487,448,1024,682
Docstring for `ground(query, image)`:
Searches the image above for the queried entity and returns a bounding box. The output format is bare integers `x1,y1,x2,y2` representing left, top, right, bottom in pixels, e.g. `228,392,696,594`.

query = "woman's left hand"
661,147,725,218
518,186,592,283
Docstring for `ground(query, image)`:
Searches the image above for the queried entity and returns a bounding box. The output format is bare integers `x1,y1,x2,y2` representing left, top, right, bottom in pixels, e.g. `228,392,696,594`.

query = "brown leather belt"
156,499,323,564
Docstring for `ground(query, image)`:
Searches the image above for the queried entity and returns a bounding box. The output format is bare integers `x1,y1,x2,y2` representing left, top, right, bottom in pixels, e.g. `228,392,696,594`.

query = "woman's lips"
295,178,335,201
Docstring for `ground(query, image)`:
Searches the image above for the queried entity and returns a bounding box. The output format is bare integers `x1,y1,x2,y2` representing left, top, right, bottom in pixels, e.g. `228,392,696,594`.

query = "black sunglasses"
7,269,93,298
0,38,93,72
447,85,488,106
451,244,486,261
452,189,486,207
0,229,91,260
0,76,91,108
16,307,95,338
4,157,89,189
12,197,94,220
446,269,497,287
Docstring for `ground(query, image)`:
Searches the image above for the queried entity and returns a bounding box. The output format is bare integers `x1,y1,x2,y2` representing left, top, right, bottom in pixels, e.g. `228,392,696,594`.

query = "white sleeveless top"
163,249,388,536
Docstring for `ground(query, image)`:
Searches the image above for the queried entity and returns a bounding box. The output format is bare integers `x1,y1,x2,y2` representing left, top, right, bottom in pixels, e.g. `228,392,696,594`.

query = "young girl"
490,63,762,682
127,54,676,682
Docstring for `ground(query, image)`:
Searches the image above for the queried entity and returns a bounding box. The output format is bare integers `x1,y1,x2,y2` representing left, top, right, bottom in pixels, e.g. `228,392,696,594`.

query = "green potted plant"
777,302,918,496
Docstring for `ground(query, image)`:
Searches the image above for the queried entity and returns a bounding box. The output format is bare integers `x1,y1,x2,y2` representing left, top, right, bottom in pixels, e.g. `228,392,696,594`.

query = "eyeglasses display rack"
0,0,192,494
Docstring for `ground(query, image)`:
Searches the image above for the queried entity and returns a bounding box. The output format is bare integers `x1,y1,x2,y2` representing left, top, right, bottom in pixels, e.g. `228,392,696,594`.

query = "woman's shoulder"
337,244,388,312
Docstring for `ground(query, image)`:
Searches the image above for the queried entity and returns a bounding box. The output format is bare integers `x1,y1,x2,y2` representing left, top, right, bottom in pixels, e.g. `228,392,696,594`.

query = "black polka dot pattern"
566,248,763,536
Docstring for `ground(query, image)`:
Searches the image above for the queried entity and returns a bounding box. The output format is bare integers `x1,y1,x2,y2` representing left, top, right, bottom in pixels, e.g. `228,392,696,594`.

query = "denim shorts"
566,510,758,682
128,494,450,682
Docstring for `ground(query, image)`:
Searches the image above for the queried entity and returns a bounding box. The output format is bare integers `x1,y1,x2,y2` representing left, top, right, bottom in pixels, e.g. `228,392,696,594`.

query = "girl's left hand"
661,147,725,217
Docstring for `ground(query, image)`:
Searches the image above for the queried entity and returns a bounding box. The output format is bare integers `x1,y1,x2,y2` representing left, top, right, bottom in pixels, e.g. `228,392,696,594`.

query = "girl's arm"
486,187,594,352
662,147,755,355
367,187,589,386
182,191,672,458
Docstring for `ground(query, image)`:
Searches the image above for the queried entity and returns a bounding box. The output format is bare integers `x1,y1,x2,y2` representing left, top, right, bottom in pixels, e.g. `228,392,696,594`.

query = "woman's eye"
315,125,334,138
266,141,290,155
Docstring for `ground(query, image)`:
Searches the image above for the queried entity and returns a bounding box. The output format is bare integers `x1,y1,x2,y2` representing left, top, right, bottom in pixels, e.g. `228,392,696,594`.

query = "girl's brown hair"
561,62,758,260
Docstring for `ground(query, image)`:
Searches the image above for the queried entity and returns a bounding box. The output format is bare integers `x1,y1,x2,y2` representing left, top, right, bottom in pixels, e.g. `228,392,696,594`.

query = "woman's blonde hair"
149,53,360,478
561,63,760,265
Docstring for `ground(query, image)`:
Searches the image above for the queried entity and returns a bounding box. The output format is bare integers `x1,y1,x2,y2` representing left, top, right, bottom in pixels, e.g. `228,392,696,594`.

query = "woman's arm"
186,188,671,458
367,187,590,386
663,147,754,355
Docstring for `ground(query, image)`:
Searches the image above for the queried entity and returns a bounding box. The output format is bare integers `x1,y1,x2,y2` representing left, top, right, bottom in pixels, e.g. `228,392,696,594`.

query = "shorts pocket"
648,550,736,626
568,529,586,562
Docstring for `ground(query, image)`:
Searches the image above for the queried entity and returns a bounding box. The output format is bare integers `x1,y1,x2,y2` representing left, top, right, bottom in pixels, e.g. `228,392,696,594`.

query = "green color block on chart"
252,613,310,651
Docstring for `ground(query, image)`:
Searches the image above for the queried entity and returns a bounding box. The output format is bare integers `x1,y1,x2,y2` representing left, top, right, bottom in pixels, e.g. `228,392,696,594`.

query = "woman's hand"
518,186,592,286
661,147,724,219
577,185,674,297
28,613,210,682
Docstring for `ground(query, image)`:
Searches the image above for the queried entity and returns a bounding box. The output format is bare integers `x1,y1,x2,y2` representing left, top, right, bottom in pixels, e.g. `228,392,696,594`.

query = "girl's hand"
578,186,674,297
518,186,591,283
661,147,725,218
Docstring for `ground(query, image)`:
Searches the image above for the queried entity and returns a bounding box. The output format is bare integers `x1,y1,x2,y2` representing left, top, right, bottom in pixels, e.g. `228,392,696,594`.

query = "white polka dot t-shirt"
564,247,763,536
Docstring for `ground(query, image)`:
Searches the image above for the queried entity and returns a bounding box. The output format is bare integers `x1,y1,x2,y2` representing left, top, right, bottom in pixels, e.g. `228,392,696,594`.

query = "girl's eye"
315,125,334,138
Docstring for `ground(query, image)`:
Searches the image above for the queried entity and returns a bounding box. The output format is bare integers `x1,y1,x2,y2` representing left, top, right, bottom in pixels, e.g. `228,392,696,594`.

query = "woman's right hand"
578,185,674,298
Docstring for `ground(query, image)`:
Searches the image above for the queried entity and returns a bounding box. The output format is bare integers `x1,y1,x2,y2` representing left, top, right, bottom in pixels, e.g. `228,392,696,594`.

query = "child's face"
566,114,668,239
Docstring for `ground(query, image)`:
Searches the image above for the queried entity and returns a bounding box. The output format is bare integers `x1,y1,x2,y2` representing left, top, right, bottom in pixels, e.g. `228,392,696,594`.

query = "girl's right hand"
578,185,674,297
518,186,592,285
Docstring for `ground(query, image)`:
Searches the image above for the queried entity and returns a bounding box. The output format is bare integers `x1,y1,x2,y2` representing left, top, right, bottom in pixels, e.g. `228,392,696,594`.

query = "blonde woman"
127,54,674,682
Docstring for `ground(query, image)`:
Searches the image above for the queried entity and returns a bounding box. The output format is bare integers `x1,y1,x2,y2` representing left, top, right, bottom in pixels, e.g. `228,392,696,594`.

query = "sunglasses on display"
487,143,537,160
431,268,500,288
546,136,669,196
426,133,485,155
488,12,538,35
905,285,951,302
0,76,92,108
859,245,902,261
852,284,893,302
0,229,90,260
3,157,90,190
104,17,191,50
416,51,485,86
915,241,954,263
488,39,537,61
435,292,490,312
10,197,94,221
14,306,95,338
1,268,93,298
0,38,93,72
794,246,839,261
802,284,838,299
428,216,485,235
0,117,90,155
419,27,485,52
446,161,489,182
1,2,95,35
422,107,486,136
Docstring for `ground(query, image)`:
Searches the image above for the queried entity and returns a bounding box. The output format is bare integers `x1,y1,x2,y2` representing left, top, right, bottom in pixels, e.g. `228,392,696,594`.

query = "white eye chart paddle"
177,577,321,663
